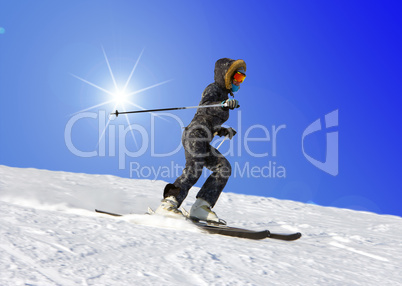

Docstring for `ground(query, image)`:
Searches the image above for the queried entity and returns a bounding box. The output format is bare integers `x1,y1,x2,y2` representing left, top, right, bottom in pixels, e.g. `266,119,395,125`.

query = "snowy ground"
0,165,401,285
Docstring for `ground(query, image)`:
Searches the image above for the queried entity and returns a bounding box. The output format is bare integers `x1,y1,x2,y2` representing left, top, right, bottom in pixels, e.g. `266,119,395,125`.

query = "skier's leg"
172,156,204,207
196,147,231,208
170,127,210,207
156,153,204,216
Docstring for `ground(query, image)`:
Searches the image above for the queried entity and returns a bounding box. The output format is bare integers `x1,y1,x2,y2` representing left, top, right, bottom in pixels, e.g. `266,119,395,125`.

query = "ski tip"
292,232,302,240
268,232,302,241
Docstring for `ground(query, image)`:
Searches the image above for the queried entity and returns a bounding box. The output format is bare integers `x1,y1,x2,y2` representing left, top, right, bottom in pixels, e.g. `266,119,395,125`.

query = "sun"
113,89,128,106
71,47,171,146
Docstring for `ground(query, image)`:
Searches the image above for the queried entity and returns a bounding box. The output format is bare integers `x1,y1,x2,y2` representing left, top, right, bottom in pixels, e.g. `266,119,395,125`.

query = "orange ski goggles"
233,71,246,83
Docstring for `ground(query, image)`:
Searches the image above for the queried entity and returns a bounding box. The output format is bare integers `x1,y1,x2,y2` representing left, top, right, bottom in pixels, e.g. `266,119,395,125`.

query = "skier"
155,58,247,224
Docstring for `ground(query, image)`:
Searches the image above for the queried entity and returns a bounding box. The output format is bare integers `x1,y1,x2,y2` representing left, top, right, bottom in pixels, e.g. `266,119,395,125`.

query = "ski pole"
216,135,229,150
111,102,239,117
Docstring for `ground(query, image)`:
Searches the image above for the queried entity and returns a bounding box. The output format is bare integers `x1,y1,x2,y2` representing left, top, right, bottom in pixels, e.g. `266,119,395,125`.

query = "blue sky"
1,1,401,217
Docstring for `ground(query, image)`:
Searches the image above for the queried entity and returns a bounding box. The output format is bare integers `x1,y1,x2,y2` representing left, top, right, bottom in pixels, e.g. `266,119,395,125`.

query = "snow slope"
0,165,401,286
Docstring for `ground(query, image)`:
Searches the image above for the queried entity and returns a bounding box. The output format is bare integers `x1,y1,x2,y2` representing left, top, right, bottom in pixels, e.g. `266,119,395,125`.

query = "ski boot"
155,196,184,219
190,198,226,225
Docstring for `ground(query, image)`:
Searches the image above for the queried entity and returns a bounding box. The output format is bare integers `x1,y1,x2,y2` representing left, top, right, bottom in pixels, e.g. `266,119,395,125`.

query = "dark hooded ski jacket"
186,58,247,142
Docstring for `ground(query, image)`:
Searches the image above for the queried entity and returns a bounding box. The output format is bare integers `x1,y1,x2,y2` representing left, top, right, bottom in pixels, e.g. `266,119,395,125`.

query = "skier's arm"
199,85,223,106
200,85,239,108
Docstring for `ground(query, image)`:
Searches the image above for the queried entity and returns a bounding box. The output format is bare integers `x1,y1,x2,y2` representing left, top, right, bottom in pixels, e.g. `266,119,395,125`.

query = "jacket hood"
214,58,247,90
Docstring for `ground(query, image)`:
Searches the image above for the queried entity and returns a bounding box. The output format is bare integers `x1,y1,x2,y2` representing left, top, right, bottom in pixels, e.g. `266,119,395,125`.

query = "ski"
95,209,302,241
95,209,123,217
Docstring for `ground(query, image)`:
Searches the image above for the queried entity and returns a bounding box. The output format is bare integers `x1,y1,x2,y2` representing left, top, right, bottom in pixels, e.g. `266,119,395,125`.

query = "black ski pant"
170,127,232,208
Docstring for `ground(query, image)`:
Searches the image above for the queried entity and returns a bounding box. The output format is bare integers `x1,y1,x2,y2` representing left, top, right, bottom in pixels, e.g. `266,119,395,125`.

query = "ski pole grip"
221,101,240,109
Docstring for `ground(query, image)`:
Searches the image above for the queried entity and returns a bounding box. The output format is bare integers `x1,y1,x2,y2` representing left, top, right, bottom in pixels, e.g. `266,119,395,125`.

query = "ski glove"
222,99,239,110
216,127,237,139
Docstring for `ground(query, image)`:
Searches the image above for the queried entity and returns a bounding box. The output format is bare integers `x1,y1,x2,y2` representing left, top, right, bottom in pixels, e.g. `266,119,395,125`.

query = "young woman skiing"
155,58,247,224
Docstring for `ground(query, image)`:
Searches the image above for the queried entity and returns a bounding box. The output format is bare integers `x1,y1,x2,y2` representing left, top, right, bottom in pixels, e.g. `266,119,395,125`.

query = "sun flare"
113,89,128,106
71,47,171,146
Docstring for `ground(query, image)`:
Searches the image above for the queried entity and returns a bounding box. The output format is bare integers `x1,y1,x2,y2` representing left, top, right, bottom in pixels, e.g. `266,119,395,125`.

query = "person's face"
233,71,246,86
232,78,241,86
